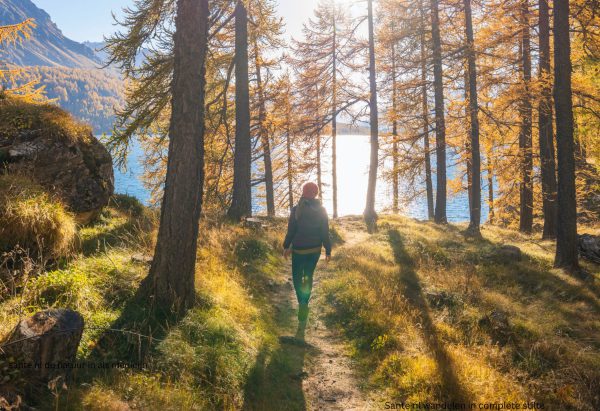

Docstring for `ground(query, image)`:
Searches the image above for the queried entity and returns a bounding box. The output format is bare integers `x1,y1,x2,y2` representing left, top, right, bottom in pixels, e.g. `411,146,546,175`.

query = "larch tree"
553,0,579,271
250,0,284,216
420,0,435,220
141,0,209,313
463,0,482,235
228,0,253,220
430,0,447,224
518,0,533,233
290,0,354,218
538,0,557,239
364,0,380,232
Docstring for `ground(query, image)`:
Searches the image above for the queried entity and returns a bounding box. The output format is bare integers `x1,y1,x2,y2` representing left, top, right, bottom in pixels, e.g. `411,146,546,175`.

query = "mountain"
0,0,124,133
0,0,101,68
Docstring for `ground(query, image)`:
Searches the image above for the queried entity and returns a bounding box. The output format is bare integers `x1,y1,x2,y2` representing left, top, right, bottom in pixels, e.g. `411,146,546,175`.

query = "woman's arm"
283,208,297,250
321,211,332,256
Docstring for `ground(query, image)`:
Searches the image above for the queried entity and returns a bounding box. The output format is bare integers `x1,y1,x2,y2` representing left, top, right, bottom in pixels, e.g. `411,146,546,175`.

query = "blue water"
112,139,152,205
112,135,490,223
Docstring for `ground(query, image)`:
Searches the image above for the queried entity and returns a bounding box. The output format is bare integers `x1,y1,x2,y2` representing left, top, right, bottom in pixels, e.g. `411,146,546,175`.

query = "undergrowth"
0,198,292,410
320,215,600,410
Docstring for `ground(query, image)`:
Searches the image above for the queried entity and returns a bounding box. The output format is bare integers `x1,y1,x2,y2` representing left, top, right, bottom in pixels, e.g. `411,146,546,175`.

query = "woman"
283,182,332,322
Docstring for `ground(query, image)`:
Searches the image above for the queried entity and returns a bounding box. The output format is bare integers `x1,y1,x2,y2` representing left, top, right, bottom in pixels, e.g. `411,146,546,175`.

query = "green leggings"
291,252,320,305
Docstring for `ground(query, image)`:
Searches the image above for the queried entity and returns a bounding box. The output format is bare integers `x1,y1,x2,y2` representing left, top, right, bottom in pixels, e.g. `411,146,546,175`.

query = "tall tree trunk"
227,1,252,220
332,13,339,218
391,44,399,214
317,132,323,195
553,0,579,271
430,0,447,223
519,0,533,233
487,148,495,224
419,6,435,220
464,70,473,217
141,0,209,314
463,0,482,235
538,0,558,239
253,41,275,217
364,0,379,232
286,127,294,211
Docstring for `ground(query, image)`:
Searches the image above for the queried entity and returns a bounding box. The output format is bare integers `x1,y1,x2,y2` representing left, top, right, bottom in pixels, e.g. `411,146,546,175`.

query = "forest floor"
251,229,377,410
1,201,599,410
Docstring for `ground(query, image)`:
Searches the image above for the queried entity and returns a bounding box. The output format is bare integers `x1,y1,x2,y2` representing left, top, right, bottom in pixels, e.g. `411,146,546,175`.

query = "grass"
0,174,76,259
319,215,600,410
0,200,304,410
0,96,92,144
2,206,598,410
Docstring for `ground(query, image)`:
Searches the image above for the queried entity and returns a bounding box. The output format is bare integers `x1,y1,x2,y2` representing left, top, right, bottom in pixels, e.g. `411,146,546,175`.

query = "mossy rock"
0,97,114,223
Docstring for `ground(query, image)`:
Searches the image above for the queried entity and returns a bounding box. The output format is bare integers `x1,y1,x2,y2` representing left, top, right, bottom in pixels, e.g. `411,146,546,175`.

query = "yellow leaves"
0,18,36,48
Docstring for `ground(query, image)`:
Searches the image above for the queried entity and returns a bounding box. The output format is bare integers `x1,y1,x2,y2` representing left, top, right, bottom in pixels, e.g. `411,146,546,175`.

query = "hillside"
1,208,598,409
0,0,99,68
0,0,124,133
24,66,123,133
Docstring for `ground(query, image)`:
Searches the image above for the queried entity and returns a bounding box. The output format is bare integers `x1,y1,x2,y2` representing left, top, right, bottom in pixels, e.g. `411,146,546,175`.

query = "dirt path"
277,222,376,410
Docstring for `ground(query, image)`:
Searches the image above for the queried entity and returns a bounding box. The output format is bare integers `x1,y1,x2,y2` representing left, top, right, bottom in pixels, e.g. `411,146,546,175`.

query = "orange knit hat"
302,182,319,199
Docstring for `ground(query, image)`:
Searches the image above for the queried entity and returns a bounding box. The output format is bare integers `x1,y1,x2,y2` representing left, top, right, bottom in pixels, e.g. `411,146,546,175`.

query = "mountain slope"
0,0,124,133
0,0,100,68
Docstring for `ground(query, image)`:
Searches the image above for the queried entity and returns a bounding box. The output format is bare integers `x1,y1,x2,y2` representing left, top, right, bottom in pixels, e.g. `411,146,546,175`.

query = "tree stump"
0,309,84,382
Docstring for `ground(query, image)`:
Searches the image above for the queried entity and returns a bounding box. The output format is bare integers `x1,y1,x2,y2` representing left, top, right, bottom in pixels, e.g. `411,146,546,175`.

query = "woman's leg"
291,253,306,304
301,253,321,305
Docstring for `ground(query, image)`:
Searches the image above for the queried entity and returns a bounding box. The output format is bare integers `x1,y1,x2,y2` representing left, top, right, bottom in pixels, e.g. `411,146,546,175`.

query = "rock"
0,309,84,382
578,234,600,264
244,217,268,230
0,101,114,224
131,253,153,265
495,245,522,261
479,310,511,344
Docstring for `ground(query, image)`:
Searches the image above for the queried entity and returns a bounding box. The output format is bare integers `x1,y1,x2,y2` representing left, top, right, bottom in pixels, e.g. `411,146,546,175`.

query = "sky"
32,0,324,43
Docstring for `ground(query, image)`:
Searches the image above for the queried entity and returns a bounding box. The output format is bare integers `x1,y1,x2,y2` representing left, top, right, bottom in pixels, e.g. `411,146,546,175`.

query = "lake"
113,135,490,223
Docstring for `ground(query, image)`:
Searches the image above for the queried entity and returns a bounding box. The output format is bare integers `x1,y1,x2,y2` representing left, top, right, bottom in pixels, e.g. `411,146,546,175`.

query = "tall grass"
320,215,600,410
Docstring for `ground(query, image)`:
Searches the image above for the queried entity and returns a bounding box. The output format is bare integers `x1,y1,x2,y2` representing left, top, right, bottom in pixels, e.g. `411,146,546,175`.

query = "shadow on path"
242,321,309,411
388,229,471,404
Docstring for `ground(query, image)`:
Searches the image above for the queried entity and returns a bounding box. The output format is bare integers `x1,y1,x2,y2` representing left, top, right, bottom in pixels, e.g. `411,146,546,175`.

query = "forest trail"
259,220,376,410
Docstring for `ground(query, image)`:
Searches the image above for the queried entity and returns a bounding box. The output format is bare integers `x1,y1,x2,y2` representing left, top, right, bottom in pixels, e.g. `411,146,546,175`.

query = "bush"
0,175,76,257
111,193,146,217
234,238,271,263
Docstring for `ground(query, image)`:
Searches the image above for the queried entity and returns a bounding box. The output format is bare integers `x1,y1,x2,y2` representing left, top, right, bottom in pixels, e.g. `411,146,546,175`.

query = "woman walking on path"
283,182,332,323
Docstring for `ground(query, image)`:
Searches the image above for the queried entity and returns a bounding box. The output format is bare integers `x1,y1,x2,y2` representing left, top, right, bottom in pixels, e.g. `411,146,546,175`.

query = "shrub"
0,175,76,257
110,193,146,218
234,238,271,263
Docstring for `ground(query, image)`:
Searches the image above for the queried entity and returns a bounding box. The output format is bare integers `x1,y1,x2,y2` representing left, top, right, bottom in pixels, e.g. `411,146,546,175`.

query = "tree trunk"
332,13,339,219
538,0,558,239
519,0,533,233
364,0,379,232
430,0,447,223
463,0,482,235
419,7,435,220
0,309,84,382
553,0,579,271
227,1,252,220
142,0,208,313
392,44,399,214
487,149,495,224
286,98,294,211
317,132,323,196
253,41,275,217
